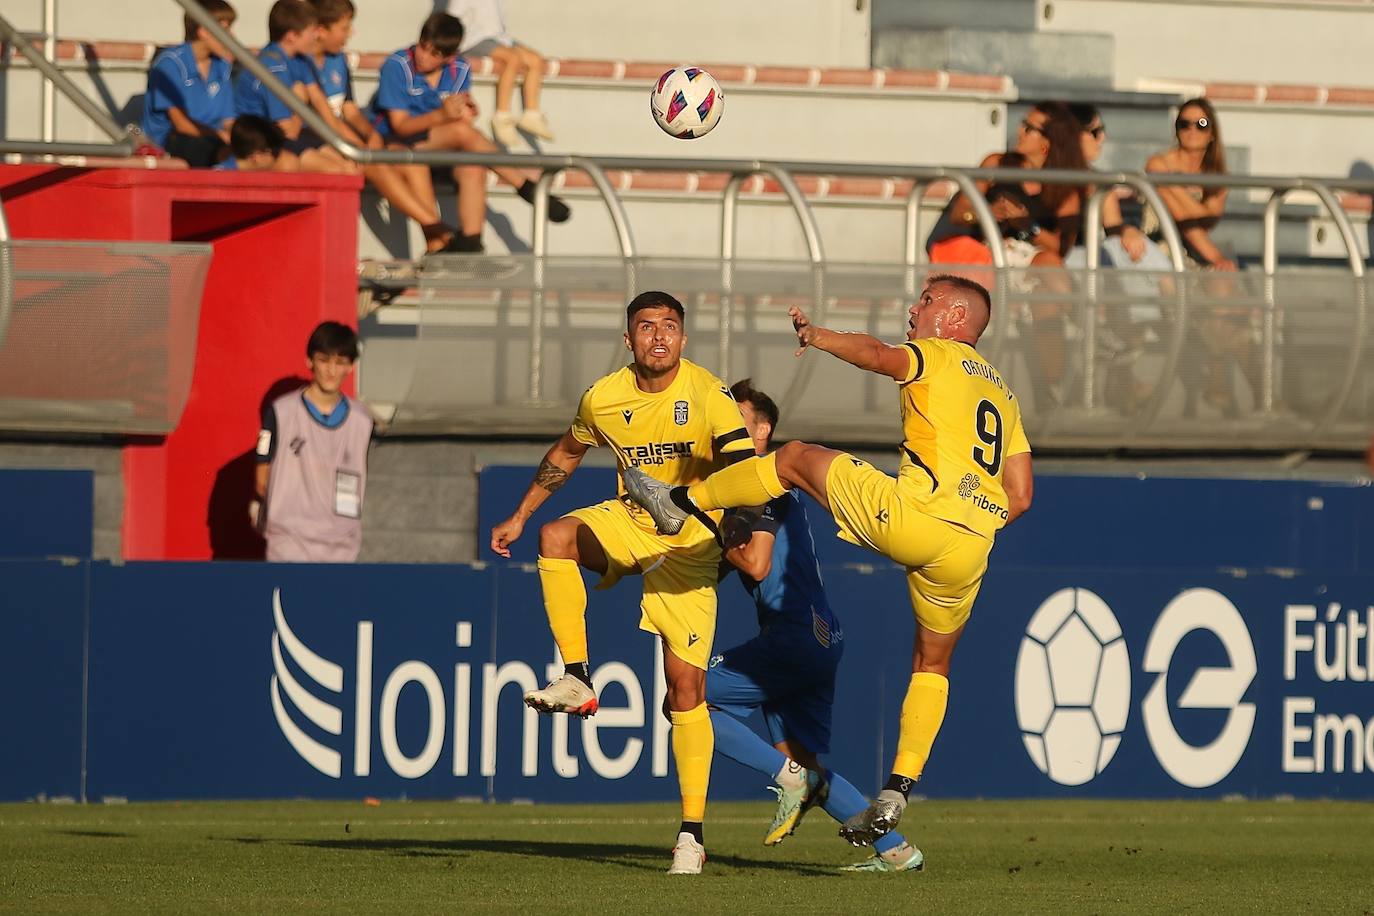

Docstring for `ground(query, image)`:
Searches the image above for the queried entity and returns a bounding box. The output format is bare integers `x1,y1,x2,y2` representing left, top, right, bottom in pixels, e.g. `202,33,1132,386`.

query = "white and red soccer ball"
650,66,724,139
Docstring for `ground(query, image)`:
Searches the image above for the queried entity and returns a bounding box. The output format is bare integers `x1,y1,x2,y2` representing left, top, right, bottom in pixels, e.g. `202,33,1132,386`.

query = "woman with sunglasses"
1148,98,1265,416
1145,97,1234,271
930,101,1088,410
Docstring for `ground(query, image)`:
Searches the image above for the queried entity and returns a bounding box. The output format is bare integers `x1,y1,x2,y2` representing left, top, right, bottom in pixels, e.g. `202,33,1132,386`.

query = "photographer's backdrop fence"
3,468,1372,802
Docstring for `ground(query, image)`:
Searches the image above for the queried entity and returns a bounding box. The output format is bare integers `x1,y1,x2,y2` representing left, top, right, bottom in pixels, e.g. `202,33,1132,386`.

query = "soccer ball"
650,67,724,139
1014,587,1131,786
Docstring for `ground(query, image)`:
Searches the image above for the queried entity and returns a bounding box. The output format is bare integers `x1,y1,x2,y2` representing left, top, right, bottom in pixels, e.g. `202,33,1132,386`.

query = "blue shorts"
705,618,842,754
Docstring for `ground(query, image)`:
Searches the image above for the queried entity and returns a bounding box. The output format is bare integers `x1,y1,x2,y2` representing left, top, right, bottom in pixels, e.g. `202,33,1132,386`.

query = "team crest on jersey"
958,472,982,498
673,400,689,425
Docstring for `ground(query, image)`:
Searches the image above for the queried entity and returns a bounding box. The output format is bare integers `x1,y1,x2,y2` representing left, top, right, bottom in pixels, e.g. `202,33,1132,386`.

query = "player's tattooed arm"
534,458,570,493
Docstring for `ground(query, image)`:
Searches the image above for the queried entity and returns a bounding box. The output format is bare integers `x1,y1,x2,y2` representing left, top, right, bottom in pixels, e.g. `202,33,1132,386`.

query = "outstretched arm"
490,429,590,557
790,305,912,381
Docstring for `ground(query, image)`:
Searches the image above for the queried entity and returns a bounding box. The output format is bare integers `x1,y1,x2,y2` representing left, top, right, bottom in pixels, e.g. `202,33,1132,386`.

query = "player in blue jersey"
369,12,569,253
235,0,352,173
707,379,924,873
141,0,237,168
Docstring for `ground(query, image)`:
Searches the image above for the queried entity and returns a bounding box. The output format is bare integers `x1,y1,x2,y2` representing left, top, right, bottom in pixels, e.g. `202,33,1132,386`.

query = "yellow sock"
892,672,949,780
537,556,588,665
669,703,714,822
686,453,787,511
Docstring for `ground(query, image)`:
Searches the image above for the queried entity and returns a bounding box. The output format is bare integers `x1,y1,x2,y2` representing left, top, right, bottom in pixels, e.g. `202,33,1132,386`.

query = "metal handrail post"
1261,190,1284,415
719,173,748,380
0,12,133,147
1305,180,1368,432
903,181,926,302
42,0,56,141
0,190,11,352
1080,188,1108,410
568,158,637,260
758,165,825,265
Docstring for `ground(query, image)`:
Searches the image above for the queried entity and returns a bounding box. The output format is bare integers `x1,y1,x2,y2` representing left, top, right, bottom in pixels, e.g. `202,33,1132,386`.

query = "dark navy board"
0,469,93,559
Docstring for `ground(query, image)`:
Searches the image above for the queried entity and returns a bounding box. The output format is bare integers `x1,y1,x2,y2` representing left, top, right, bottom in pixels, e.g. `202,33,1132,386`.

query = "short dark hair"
184,0,237,42
730,378,779,446
928,273,993,319
268,0,316,42
229,115,283,159
309,0,355,27
306,321,359,360
625,291,685,330
418,12,465,57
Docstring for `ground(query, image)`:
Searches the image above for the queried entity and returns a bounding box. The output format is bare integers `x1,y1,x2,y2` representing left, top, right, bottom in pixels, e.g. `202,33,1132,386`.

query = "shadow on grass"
55,830,135,839
222,836,835,876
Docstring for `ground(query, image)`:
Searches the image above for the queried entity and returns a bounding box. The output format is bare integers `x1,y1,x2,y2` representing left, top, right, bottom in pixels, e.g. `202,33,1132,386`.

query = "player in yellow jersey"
624,274,1034,849
490,290,754,875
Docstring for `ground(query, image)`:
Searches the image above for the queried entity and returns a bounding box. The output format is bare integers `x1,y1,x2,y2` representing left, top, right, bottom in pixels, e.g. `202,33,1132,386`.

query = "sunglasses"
1019,119,1047,136
1084,124,1106,139
1175,116,1211,132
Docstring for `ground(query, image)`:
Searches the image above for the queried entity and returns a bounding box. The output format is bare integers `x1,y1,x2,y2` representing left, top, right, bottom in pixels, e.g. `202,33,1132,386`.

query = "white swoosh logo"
270,588,343,778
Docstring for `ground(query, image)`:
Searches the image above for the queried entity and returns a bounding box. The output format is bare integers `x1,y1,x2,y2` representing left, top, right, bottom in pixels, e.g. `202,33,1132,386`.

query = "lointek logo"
270,588,345,777
1142,587,1256,788
269,588,675,781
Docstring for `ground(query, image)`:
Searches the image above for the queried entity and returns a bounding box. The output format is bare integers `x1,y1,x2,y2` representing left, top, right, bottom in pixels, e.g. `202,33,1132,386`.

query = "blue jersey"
739,492,839,638
141,43,234,147
306,52,354,116
235,42,310,122
212,157,238,171
368,47,472,138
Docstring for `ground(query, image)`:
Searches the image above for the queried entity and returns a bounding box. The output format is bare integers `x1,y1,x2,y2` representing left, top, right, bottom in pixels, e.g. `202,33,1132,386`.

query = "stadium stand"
2,0,1373,563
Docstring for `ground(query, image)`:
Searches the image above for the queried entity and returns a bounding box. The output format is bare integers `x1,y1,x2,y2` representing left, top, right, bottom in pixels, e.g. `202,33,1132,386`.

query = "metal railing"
6,1,1374,448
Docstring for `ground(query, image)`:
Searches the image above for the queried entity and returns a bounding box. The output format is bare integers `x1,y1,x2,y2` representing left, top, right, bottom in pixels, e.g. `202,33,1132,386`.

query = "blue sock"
823,770,907,854
709,710,788,778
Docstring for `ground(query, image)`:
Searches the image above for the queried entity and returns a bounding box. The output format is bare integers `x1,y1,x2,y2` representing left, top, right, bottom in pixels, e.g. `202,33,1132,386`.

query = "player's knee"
538,520,578,559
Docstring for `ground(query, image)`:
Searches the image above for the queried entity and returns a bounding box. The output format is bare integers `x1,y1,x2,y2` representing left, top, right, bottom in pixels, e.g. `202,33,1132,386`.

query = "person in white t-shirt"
445,0,554,146
253,322,375,562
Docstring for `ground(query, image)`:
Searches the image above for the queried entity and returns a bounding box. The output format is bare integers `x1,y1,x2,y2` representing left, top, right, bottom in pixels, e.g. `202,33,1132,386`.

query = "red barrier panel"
0,165,361,560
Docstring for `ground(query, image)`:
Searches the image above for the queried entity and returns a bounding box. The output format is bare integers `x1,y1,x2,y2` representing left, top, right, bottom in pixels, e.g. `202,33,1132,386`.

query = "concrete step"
874,28,1114,88
872,0,1043,33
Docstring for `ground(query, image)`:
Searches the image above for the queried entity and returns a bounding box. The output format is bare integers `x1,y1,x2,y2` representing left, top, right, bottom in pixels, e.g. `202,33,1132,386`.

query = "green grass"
1,799,1372,914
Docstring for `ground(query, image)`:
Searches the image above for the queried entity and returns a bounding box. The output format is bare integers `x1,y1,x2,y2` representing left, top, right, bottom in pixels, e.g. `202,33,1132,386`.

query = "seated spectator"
1145,97,1234,270
306,0,460,254
1146,98,1258,416
369,12,570,253
235,0,354,174
213,114,284,171
445,0,554,147
930,101,1087,409
141,0,237,167
254,321,374,563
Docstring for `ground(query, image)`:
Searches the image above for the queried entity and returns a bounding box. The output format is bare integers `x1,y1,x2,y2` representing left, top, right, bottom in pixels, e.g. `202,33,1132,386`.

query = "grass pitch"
1,798,1371,914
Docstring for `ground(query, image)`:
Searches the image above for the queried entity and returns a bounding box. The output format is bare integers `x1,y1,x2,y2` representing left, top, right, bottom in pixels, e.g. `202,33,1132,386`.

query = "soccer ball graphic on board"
1015,587,1131,786
650,66,724,139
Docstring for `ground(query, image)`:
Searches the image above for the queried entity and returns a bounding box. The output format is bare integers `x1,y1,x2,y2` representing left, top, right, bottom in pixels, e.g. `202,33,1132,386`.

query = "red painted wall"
0,166,360,559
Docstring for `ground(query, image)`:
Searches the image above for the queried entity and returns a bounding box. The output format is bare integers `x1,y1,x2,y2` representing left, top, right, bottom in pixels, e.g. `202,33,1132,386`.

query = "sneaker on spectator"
517,110,555,141
492,111,521,148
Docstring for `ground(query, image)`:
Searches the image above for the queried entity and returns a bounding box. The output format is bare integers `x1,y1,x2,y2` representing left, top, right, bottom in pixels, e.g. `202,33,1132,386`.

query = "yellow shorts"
825,455,992,634
565,497,721,670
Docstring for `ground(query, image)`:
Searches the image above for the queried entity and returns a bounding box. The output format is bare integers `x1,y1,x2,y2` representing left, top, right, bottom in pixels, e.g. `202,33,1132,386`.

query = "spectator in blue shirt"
141,0,237,167
369,12,569,253
213,114,284,172
235,0,353,174
306,0,460,254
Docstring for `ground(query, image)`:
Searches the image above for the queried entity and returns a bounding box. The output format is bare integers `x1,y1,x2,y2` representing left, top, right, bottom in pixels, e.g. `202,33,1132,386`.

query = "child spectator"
445,0,554,147
254,321,374,563
306,0,462,254
213,114,284,171
141,0,237,167
235,0,353,174
369,12,570,253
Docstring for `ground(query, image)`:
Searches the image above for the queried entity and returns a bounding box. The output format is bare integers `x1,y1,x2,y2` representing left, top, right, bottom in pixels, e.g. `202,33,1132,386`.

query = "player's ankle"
678,821,704,844
775,759,806,791
564,660,593,690
883,773,916,800
669,486,697,514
